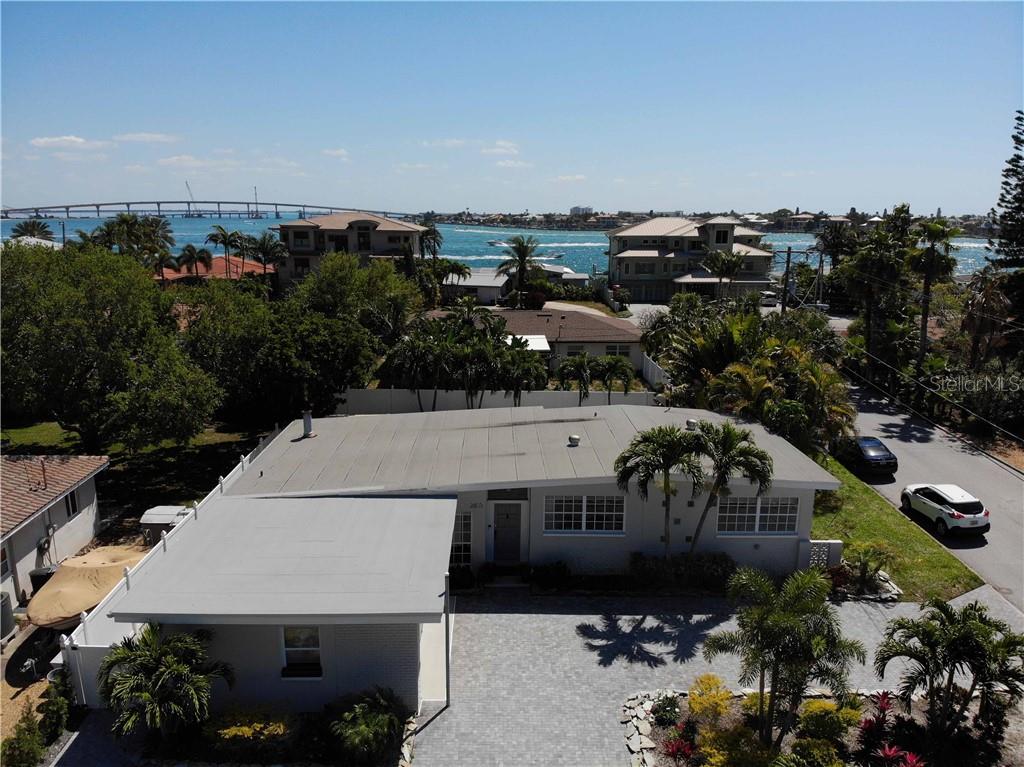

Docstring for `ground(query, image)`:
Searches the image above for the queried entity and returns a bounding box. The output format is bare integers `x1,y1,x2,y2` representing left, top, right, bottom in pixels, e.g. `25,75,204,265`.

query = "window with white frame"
1,547,8,578
65,490,79,519
450,511,472,566
605,344,631,357
281,626,321,678
717,496,799,535
544,495,624,534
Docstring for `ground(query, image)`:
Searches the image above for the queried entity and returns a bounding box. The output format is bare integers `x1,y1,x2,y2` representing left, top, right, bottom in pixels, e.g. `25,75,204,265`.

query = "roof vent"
568,434,581,447
685,419,698,431
302,410,317,439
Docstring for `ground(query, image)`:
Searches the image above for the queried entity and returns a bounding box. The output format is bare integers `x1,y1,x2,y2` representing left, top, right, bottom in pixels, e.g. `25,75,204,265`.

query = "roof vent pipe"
685,419,698,431
302,410,317,439
568,434,581,447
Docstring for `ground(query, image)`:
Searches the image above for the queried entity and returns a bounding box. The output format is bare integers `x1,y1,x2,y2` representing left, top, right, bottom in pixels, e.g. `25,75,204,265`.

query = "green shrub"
329,687,408,764
790,738,842,767
688,674,731,724
629,552,737,592
699,724,774,767
651,694,681,727
2,706,45,767
797,699,860,742
531,561,571,590
203,707,297,761
448,565,475,591
38,689,69,744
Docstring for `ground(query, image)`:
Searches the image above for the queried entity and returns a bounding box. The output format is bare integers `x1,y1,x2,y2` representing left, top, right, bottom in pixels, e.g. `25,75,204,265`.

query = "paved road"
852,388,1024,610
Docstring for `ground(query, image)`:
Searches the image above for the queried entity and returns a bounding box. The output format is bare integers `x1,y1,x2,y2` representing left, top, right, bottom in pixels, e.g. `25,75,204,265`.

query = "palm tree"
556,352,597,406
614,424,703,558
420,222,443,261
962,265,1011,369
910,219,961,384
152,250,180,285
177,244,214,279
248,231,288,277
97,622,233,738
708,360,777,420
502,340,549,406
703,248,744,299
205,225,244,278
593,355,634,404
497,235,542,307
688,420,773,556
139,216,176,254
705,568,866,747
11,219,54,240
815,221,858,270
875,599,1024,738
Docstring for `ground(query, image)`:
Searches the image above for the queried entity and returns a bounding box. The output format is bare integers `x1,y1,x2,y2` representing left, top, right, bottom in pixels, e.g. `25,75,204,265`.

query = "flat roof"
445,268,509,289
509,334,551,352
227,405,838,497
109,495,456,625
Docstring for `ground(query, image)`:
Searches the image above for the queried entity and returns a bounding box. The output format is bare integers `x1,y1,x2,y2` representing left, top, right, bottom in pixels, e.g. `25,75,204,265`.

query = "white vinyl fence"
337,388,659,415
641,354,670,389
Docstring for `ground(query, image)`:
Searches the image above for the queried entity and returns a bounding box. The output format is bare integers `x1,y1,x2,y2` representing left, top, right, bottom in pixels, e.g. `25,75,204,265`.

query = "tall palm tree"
502,340,549,406
205,225,244,278
593,355,635,404
11,219,54,240
614,425,703,558
139,216,176,254
152,250,180,285
97,622,233,738
962,265,1011,369
556,351,597,406
248,231,288,277
420,222,443,261
497,235,542,307
705,568,866,747
815,221,858,270
703,248,744,299
177,244,214,279
688,420,773,556
875,599,1024,738
910,219,961,384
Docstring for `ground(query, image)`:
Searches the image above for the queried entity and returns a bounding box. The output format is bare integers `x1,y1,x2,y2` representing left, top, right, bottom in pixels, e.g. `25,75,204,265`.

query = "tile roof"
279,211,425,233
495,309,641,343
702,216,745,225
159,255,275,281
1,455,109,537
608,217,700,237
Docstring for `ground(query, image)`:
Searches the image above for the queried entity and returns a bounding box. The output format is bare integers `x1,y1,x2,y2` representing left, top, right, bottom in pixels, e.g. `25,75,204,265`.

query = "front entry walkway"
413,591,957,767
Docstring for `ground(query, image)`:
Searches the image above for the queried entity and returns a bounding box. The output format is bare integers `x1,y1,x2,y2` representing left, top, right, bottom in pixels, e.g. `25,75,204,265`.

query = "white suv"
900,484,990,537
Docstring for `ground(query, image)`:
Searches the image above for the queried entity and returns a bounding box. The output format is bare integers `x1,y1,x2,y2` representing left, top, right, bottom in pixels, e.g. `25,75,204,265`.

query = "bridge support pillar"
65,207,70,218
275,204,280,218
156,202,161,215
217,202,221,217
126,202,131,212
95,205,100,217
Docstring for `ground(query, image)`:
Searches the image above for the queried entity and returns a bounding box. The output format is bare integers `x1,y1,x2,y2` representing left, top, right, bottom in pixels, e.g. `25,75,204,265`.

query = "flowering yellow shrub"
688,673,732,724
698,725,774,767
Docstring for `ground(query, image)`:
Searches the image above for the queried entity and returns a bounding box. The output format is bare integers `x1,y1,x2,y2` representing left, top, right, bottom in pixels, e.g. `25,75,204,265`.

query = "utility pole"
781,246,792,314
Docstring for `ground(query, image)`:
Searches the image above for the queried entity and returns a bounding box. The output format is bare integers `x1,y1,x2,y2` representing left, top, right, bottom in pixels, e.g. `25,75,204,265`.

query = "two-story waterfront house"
276,211,425,283
606,216,774,302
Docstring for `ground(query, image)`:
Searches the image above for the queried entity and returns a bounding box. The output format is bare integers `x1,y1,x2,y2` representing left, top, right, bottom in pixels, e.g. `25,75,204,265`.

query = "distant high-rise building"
570,206,593,217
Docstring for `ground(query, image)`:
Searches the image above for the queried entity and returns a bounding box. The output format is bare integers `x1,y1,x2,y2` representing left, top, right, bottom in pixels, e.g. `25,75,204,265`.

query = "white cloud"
124,164,150,173
30,135,113,150
395,162,437,172
113,132,180,143
496,159,532,168
421,138,467,149
480,140,519,156
322,148,350,161
52,151,109,163
553,174,586,182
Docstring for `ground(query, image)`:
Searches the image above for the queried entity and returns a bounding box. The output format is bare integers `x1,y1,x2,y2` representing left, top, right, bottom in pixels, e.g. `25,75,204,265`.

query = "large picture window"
281,626,321,678
544,495,624,535
717,497,799,535
450,511,472,566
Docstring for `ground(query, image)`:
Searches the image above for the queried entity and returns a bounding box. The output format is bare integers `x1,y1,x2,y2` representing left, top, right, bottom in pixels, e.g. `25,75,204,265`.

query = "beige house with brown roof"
497,309,644,369
276,211,426,282
1,455,108,610
606,216,773,302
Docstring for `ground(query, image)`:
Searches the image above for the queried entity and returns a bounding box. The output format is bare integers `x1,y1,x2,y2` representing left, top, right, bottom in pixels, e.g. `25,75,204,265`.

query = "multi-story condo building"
606,216,774,302
276,211,425,282
570,205,593,217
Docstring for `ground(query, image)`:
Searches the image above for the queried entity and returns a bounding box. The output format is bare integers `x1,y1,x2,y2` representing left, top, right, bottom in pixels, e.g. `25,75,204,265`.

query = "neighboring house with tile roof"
606,216,774,302
275,211,426,283
1,455,109,607
159,254,276,282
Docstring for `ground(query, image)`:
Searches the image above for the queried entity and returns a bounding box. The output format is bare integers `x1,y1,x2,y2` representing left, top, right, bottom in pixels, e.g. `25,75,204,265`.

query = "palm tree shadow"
575,614,667,668
652,612,728,664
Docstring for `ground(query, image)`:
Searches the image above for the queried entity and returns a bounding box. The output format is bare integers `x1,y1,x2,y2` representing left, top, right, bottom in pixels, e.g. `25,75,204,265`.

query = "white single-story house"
58,405,839,714
443,268,512,305
496,309,645,370
2,455,109,609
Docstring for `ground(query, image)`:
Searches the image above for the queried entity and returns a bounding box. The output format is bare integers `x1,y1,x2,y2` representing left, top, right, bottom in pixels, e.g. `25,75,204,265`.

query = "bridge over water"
1,200,415,220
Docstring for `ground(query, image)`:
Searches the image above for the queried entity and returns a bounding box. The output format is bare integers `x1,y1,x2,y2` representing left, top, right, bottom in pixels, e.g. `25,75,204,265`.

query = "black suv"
837,436,899,476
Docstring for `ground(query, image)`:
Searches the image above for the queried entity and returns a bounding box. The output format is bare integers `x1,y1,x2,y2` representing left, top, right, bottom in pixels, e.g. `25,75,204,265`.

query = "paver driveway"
413,591,927,767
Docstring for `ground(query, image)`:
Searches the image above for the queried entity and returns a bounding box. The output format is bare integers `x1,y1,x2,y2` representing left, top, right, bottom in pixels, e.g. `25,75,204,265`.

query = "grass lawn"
547,299,630,318
1,421,264,528
813,456,983,602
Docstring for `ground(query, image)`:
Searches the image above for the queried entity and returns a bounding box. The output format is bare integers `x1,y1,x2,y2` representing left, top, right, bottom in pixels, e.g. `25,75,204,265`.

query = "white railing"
336,388,660,415
58,426,286,707
641,353,670,388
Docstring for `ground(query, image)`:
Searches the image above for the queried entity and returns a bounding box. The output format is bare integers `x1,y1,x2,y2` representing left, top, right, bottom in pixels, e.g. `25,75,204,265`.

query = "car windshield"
948,501,984,514
862,446,890,457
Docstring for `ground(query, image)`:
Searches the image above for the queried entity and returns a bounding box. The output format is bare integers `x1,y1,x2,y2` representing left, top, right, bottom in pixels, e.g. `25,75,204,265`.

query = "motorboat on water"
487,239,509,247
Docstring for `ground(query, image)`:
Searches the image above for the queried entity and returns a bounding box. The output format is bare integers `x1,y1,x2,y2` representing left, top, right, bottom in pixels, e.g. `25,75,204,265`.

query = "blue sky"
2,2,1021,214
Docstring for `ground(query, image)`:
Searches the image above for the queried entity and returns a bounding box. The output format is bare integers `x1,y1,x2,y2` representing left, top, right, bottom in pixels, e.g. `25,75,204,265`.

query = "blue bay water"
1,219,992,275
